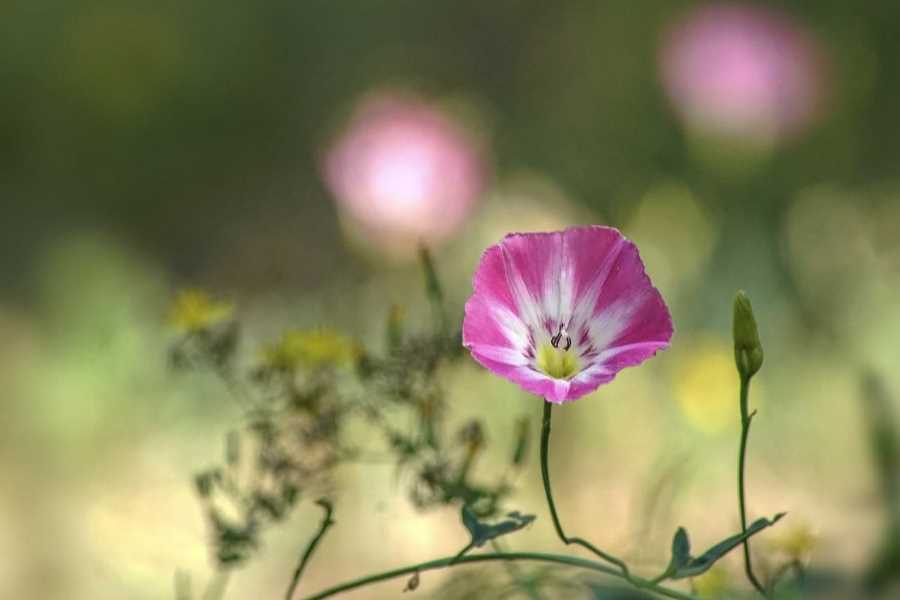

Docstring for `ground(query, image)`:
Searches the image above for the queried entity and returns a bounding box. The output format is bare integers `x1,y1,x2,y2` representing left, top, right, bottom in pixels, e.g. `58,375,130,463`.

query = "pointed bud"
733,290,764,378
386,304,405,352
419,245,444,305
511,416,530,468
419,244,447,332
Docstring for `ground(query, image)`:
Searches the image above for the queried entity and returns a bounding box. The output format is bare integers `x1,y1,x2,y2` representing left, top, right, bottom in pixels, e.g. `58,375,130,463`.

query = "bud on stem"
733,291,764,379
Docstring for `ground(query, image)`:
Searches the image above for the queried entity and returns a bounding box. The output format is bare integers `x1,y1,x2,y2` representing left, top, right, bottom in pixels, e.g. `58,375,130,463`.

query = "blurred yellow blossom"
674,334,768,433
261,329,358,371
692,564,730,598
168,289,233,333
674,335,741,433
770,521,818,563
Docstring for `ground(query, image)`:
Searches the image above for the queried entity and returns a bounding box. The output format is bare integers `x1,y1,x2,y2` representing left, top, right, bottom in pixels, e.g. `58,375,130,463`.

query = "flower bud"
733,290,764,378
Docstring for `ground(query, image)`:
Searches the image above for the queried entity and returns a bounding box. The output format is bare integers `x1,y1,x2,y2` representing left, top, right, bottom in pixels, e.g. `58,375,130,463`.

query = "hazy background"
2,1,899,598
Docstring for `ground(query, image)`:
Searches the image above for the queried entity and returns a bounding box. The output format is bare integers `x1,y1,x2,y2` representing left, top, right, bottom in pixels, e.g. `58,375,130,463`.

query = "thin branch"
299,551,697,600
737,375,766,596
285,499,336,600
201,571,229,600
539,402,632,578
490,539,543,600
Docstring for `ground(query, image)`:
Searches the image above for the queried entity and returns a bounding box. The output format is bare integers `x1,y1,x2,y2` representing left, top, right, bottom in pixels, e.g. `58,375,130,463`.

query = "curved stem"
490,539,543,600
737,375,766,596
449,542,475,565
299,551,696,600
286,499,336,600
539,401,632,579
201,571,230,600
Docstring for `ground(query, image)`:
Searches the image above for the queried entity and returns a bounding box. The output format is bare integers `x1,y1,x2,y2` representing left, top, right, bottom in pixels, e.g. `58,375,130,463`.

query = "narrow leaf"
671,513,786,579
667,527,691,572
460,505,536,548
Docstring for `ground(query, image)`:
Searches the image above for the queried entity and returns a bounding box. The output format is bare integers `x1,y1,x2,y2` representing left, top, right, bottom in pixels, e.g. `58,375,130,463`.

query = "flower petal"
588,240,674,353
463,245,530,353
463,225,673,404
497,232,564,331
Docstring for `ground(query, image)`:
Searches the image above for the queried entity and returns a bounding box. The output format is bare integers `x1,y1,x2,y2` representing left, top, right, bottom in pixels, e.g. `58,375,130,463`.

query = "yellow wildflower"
771,521,817,562
261,329,358,371
168,289,233,333
693,565,730,599
674,335,744,433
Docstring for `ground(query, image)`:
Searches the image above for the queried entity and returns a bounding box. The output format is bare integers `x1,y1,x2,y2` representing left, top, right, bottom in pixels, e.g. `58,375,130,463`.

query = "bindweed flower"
463,226,673,403
659,3,826,145
322,93,488,256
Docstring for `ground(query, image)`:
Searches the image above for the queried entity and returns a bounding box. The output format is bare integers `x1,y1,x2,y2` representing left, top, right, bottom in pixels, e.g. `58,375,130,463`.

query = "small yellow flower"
771,522,817,562
674,336,742,433
168,289,233,333
693,565,730,599
261,329,358,371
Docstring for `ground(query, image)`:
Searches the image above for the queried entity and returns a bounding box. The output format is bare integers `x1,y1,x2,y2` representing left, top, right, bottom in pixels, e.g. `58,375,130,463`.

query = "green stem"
299,551,696,600
490,539,543,600
201,571,230,600
449,542,475,565
765,559,804,597
286,500,336,600
737,375,766,596
539,401,632,579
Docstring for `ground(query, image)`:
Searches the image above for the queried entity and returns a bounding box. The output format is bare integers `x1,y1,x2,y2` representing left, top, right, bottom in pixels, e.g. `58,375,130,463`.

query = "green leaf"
225,430,240,467
666,527,691,574
419,246,444,307
460,505,535,548
669,513,786,580
511,416,530,467
418,245,447,332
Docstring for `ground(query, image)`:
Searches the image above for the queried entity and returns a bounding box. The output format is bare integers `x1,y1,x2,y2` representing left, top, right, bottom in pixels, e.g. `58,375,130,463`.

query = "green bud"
418,245,447,333
418,245,444,308
733,290,764,378
386,304,405,352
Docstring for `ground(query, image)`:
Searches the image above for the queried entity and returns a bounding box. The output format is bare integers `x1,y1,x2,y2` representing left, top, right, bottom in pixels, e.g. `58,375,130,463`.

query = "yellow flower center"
536,342,580,379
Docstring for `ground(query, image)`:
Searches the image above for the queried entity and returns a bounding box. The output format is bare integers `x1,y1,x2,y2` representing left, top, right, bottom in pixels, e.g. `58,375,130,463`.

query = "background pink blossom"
659,3,827,143
322,94,488,255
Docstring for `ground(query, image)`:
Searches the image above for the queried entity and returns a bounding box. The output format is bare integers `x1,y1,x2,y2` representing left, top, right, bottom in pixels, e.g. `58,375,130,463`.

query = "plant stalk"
286,499,335,600
490,539,543,600
737,375,766,596
299,551,696,600
539,401,632,578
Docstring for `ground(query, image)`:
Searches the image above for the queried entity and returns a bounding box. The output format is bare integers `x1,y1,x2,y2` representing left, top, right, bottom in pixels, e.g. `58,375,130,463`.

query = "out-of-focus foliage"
172,254,531,574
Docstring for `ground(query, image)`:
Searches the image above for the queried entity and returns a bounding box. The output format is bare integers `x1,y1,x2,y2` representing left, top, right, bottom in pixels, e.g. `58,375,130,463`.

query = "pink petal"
463,226,673,403
586,240,673,364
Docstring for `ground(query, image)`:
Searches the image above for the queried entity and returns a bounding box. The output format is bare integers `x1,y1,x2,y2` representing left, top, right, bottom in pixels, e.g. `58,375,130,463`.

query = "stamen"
550,323,572,351
550,331,562,348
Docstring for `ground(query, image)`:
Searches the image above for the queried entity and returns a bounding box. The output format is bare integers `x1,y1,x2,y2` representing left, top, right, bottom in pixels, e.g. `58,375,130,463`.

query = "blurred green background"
2,1,900,598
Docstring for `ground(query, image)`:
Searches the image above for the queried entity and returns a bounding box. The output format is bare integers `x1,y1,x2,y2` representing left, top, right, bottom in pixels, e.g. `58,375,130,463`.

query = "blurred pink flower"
322,94,487,253
463,226,673,404
660,4,826,143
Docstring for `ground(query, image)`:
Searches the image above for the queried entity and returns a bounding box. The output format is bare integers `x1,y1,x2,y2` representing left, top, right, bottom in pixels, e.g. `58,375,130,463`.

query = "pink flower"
659,3,826,143
322,93,487,254
463,226,673,404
